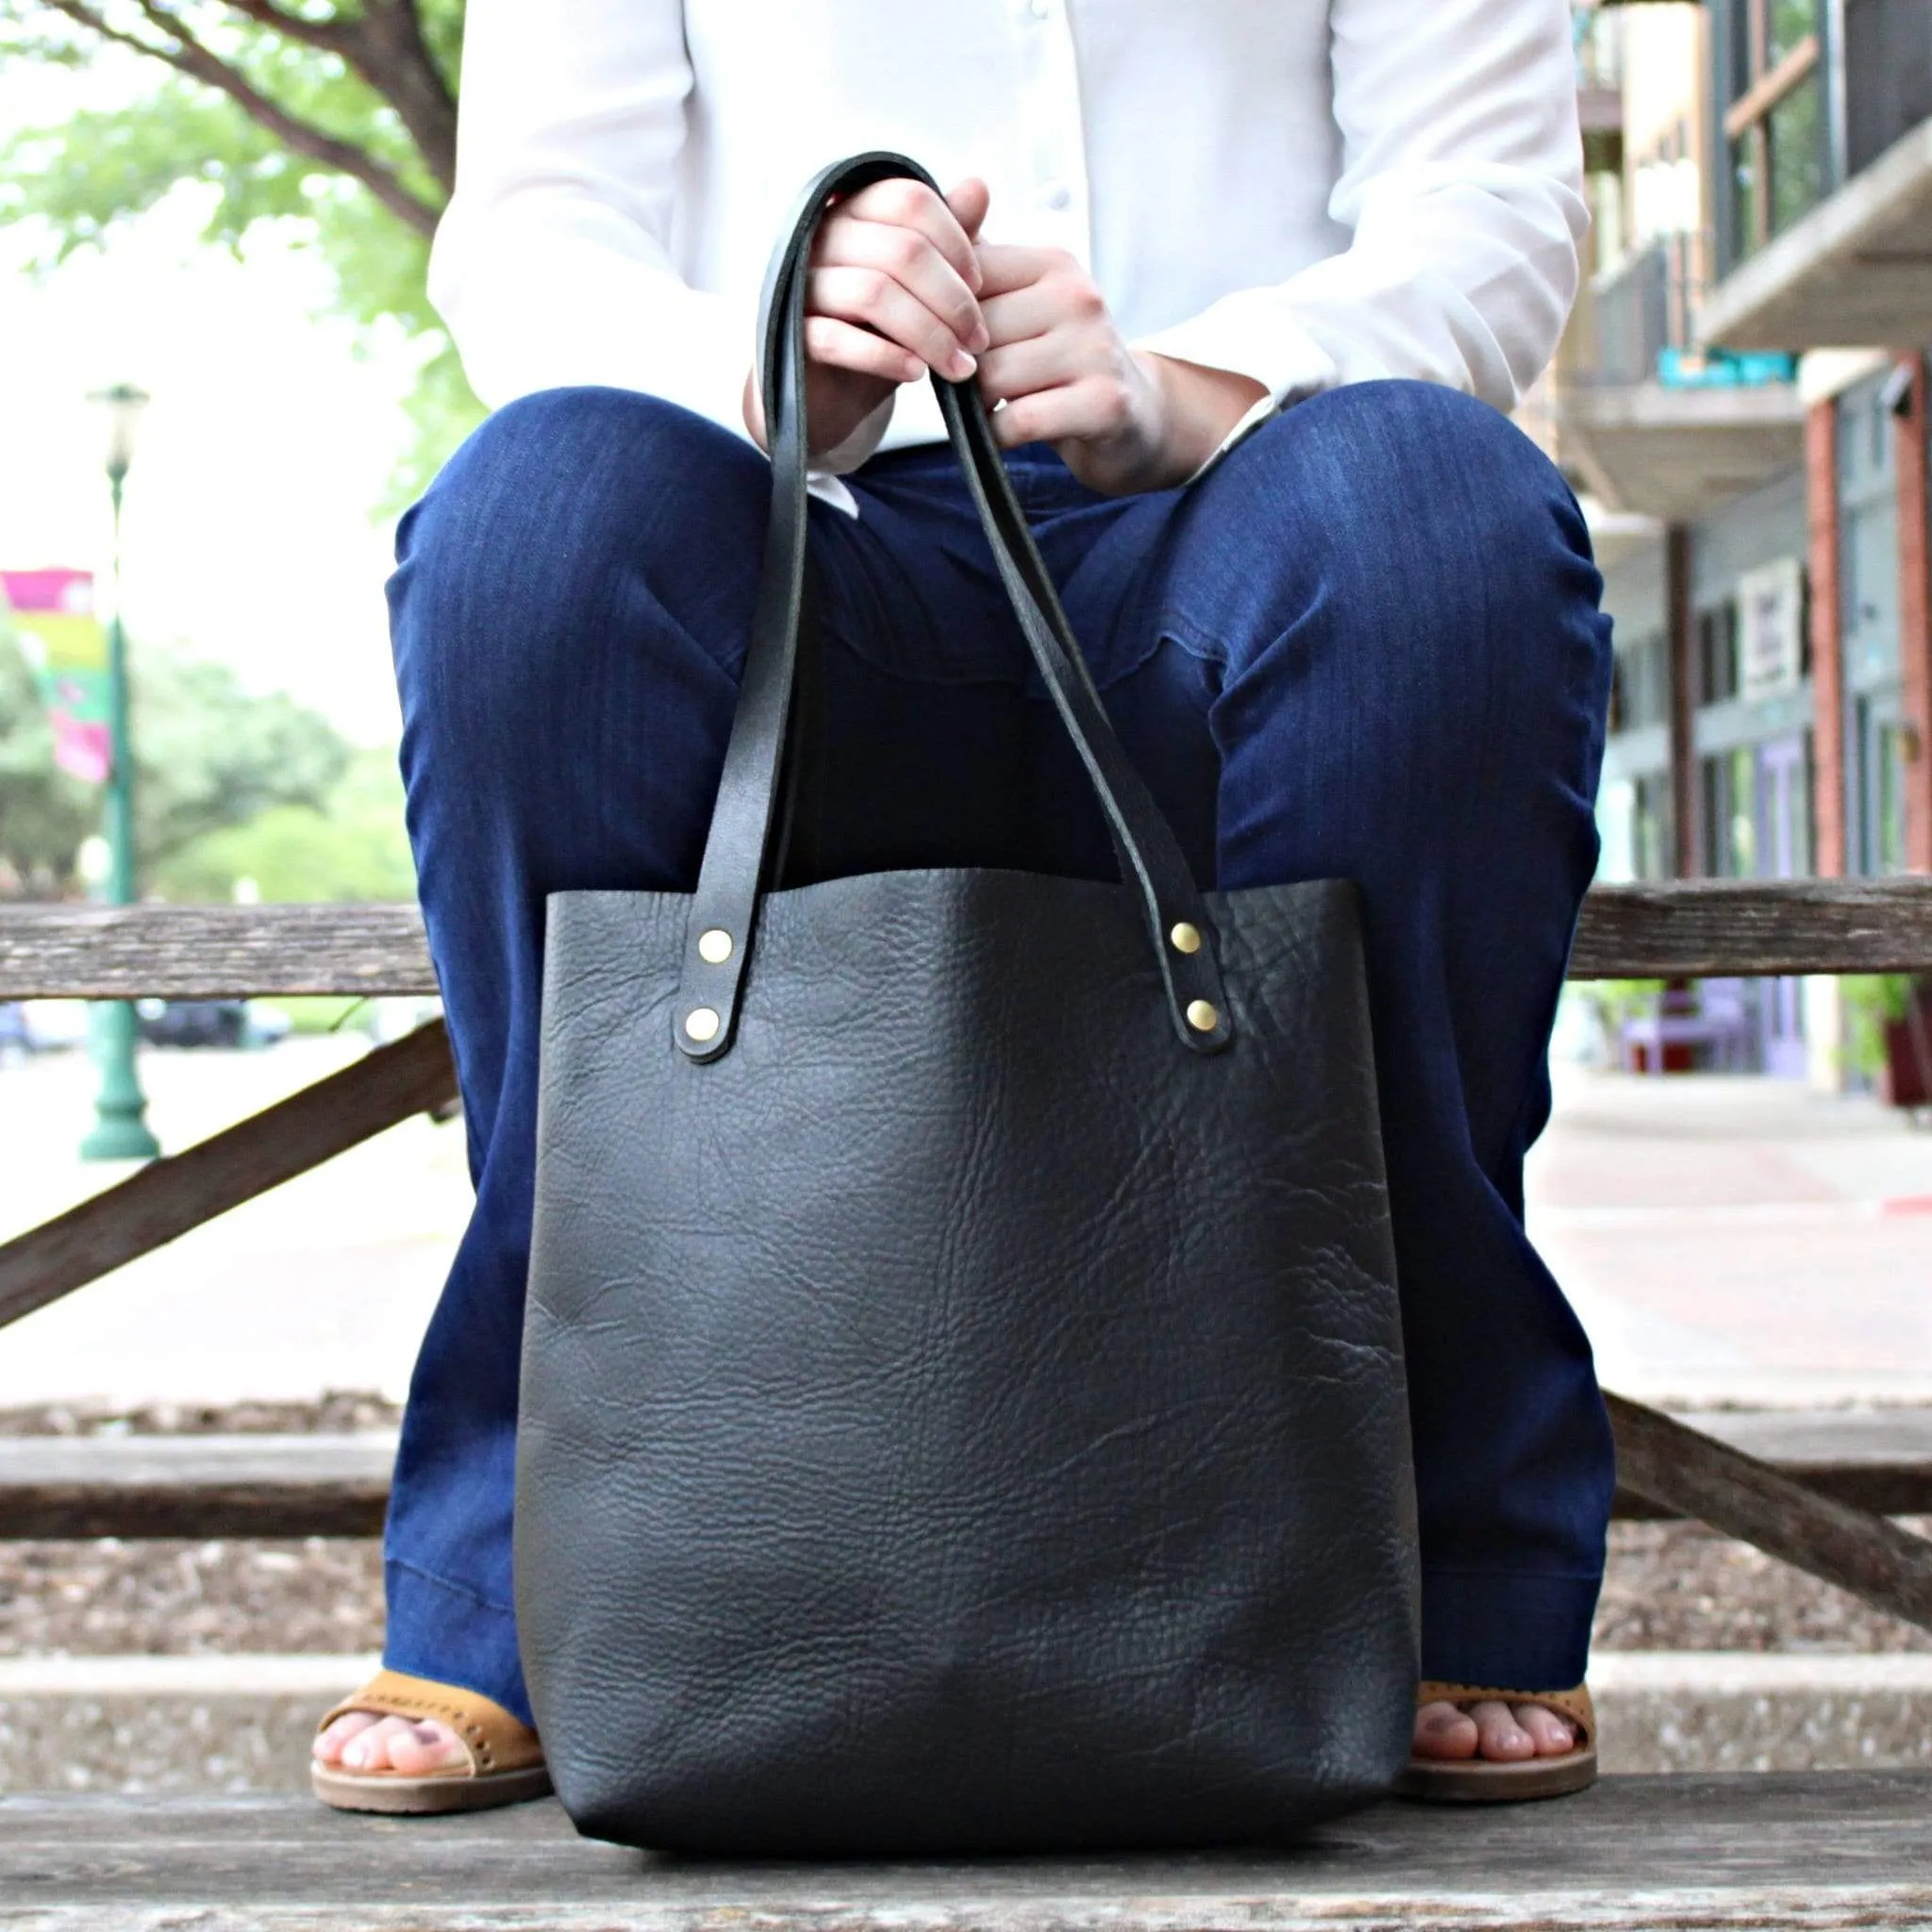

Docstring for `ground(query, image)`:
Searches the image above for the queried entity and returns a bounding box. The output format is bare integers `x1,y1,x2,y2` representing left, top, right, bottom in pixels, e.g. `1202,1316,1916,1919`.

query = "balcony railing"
1585,236,1797,388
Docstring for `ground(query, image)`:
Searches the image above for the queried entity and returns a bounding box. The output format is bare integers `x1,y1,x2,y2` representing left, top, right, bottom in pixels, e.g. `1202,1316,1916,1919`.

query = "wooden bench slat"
0,1435,396,1540
5,1410,1928,1542
1607,1392,1932,1637
4,878,1932,999
0,1023,458,1337
1566,877,1932,979
4,1776,1931,1924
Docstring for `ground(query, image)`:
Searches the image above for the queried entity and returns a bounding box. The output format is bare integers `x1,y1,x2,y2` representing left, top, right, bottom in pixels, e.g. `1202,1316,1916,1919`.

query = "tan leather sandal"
311,1668,553,1814
1394,1680,1596,1802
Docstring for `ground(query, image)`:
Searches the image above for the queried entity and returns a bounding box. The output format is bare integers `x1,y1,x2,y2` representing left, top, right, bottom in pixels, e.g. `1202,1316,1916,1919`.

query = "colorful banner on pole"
0,568,111,784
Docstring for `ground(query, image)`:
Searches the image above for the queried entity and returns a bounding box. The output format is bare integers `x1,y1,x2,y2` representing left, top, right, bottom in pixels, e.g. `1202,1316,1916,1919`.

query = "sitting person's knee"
390,389,747,721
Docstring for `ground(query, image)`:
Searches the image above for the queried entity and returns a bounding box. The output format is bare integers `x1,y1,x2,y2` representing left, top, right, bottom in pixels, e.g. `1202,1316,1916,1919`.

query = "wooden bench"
3,881,1932,1641
4,883,1932,1925
4,1406,1928,1541
6,1773,1931,1927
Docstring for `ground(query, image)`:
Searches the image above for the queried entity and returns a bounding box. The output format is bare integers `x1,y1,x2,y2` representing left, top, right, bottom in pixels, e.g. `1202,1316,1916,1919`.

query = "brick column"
1893,353,1932,874
1806,397,1846,878
1666,524,1697,878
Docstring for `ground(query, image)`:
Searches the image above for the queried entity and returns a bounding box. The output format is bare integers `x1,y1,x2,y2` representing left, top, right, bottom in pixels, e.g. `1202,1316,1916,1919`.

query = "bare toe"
312,1710,382,1765
1470,1698,1537,1762
1513,1702,1578,1757
1411,1699,1480,1760
337,1714,419,1773
383,1719,469,1777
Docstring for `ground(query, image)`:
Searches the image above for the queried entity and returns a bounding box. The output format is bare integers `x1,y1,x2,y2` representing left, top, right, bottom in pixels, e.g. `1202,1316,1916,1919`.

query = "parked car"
134,1000,292,1050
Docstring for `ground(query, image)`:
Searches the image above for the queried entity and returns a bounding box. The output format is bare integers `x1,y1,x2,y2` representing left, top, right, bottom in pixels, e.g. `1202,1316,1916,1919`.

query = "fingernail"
950,350,978,380
968,322,991,353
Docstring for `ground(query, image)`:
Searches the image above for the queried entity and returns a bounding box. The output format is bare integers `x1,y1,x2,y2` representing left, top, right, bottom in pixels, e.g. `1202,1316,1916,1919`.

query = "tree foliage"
0,622,352,896
0,2,479,487
154,743,414,902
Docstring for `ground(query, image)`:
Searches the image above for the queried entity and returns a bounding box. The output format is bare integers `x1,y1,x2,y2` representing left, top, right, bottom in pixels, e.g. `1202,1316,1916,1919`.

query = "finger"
990,375,1132,449
975,329,1097,407
833,176,982,295
945,176,991,249
803,315,925,387
808,267,978,380
813,219,987,351
977,278,1074,353
974,242,1069,300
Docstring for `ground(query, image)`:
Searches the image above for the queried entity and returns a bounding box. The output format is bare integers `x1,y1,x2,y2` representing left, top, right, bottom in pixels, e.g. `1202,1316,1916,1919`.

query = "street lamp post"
79,382,160,1163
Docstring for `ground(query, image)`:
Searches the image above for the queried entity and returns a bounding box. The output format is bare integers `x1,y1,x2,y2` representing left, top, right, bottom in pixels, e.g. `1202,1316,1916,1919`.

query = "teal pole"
80,405,160,1164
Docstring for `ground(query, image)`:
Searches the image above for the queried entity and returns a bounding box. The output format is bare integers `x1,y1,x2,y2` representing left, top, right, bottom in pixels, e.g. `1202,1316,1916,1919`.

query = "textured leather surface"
521,868,1418,1854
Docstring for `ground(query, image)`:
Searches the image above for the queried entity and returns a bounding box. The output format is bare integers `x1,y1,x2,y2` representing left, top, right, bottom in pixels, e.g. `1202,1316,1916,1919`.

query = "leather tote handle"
674,152,1233,1063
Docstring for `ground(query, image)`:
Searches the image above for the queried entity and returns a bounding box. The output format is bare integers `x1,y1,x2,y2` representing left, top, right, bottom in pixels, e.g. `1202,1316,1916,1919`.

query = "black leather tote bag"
518,152,1419,1857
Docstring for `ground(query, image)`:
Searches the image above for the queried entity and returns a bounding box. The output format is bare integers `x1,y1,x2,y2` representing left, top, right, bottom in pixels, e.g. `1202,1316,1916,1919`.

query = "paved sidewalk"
2,1044,1928,1410
1527,1066,1932,1407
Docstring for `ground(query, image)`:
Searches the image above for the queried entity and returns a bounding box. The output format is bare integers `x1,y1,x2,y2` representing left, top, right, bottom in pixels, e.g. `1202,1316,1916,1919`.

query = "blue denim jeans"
386,379,1616,1725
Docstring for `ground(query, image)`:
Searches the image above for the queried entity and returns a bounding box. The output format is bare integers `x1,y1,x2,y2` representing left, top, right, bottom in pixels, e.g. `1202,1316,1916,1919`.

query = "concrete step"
1,1652,1928,1794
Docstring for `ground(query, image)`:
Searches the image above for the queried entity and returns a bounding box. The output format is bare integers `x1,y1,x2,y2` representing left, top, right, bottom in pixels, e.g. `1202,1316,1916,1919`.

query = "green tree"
156,743,415,902
0,2,478,491
0,622,351,895
0,627,95,894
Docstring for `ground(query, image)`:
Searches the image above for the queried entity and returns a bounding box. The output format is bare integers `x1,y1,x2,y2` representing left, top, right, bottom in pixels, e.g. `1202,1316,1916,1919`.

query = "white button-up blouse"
431,0,1587,472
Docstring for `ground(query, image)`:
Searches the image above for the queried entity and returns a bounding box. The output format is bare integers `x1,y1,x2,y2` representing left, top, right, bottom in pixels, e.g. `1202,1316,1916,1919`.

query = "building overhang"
1699,121,1932,350
1556,382,1807,524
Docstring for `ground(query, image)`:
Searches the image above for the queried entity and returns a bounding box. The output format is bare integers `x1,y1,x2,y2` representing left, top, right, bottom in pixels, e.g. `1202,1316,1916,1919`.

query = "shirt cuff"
1134,298,1341,483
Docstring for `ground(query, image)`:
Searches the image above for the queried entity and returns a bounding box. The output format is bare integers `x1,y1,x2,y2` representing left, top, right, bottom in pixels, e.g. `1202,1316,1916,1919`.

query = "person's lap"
329,379,1613,1775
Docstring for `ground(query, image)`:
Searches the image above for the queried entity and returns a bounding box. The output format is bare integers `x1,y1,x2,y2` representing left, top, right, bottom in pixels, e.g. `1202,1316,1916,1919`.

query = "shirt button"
1025,0,1051,17
1044,185,1072,210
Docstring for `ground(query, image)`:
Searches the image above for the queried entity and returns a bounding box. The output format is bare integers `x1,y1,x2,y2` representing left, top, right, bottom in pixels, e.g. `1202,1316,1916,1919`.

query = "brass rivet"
1170,922,1203,956
1186,999,1220,1034
697,928,733,965
685,1007,722,1044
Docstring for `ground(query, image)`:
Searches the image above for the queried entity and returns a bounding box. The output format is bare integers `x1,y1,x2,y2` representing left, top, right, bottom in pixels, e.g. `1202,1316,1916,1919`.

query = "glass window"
1728,746,1759,876
1766,75,1824,236
1767,0,1818,66
1697,604,1740,706
1876,724,1907,874
1634,773,1672,881
1730,134,1765,258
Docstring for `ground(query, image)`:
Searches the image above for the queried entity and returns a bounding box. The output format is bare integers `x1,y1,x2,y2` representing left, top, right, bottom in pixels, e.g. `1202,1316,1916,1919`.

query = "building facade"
1552,0,1932,1079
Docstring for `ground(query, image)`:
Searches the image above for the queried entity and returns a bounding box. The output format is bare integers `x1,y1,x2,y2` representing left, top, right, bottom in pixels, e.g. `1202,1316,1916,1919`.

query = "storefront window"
1611,629,1671,731
1633,773,1673,880
1697,602,1740,705
1700,747,1759,877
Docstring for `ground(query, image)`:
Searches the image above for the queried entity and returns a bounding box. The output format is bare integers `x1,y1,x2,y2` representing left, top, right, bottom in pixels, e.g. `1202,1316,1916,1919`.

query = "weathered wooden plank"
0,1024,458,1336
7,1412,1926,1541
1566,876,1932,978
0,1434,396,1540
4,878,1932,998
0,902,438,998
1615,1407,1932,1521
4,1776,1930,1928
1607,1392,1932,1635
